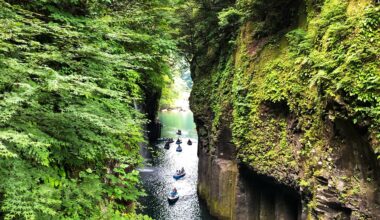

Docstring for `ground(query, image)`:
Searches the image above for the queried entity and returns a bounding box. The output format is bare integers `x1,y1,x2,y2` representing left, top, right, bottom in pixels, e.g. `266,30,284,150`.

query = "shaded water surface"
139,111,214,220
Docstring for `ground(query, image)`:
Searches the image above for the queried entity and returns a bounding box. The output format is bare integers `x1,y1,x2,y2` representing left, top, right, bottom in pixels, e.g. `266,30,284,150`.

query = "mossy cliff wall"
189,0,380,219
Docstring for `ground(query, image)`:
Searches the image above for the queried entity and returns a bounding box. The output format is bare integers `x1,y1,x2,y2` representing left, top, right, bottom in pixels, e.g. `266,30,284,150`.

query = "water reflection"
139,111,214,220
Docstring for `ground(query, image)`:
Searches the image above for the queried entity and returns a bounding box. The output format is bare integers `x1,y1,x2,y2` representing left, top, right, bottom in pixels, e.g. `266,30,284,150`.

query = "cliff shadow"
236,165,302,220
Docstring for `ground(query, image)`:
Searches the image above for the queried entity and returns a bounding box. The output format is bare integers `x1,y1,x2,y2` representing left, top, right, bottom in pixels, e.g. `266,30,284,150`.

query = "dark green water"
138,111,214,220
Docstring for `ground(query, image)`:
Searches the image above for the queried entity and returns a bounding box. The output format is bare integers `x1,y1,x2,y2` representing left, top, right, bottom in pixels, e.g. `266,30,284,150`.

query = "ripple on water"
138,111,214,220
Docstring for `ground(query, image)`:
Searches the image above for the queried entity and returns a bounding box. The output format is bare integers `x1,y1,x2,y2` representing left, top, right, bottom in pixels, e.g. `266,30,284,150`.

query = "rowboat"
173,171,186,180
176,145,182,152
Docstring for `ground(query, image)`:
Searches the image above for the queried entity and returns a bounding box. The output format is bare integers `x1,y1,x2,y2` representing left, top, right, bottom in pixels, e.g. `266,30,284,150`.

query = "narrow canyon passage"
138,69,215,219
139,111,214,219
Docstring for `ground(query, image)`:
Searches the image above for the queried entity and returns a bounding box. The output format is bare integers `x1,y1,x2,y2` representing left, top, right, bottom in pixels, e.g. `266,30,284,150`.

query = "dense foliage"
159,59,192,110
0,0,176,219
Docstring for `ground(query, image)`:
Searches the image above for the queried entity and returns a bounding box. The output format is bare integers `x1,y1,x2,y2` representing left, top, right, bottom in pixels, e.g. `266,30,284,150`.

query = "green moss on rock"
189,0,380,218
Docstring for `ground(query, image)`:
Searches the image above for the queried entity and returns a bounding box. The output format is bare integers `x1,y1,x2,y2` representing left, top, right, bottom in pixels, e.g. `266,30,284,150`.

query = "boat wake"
138,168,155,173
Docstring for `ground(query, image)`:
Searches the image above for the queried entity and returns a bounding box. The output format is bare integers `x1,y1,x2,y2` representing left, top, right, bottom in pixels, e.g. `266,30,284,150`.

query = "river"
138,111,215,220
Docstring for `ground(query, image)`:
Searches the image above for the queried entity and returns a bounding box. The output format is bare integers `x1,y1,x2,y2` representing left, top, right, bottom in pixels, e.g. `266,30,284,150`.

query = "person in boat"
176,168,184,175
177,129,181,135
164,141,170,149
187,139,192,145
171,187,177,196
176,145,182,152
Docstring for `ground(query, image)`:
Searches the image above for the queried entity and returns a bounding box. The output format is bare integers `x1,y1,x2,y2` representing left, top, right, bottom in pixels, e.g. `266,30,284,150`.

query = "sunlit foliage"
0,0,176,219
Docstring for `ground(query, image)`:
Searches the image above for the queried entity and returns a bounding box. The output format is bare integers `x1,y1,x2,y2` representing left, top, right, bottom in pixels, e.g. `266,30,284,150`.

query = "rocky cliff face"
189,0,380,219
